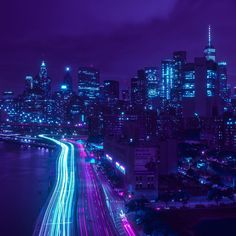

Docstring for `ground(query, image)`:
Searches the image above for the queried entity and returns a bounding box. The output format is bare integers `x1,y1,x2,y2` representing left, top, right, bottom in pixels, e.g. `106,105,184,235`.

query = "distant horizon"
1,44,235,96
1,0,236,93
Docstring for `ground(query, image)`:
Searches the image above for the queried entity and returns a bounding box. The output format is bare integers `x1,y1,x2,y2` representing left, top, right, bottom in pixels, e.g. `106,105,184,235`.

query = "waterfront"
0,141,58,236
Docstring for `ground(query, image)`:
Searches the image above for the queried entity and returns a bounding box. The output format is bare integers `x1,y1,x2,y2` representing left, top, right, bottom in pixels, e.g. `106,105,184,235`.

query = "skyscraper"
182,63,195,117
144,67,158,110
78,67,100,106
121,89,130,101
218,62,230,107
35,61,51,95
182,57,221,117
172,51,187,103
131,70,146,109
182,63,195,98
25,75,34,91
101,80,119,107
160,60,174,100
206,60,218,97
61,67,73,92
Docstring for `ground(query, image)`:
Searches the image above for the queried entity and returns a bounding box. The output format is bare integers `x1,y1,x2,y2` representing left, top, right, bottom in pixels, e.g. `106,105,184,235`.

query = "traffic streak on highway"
34,135,76,236
93,163,137,236
76,142,119,236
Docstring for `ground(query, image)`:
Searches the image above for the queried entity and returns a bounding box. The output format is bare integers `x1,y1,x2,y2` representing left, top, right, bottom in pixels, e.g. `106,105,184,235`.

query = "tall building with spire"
35,61,51,95
39,61,48,79
204,25,216,62
61,67,73,92
182,26,227,117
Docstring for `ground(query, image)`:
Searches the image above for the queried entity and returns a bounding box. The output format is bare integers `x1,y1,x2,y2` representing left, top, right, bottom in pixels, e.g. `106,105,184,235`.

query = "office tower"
204,25,216,62
39,61,51,95
195,57,221,117
182,62,196,119
160,59,174,100
61,67,73,92
224,118,236,150
55,67,75,124
206,60,218,97
25,75,34,91
182,63,195,98
54,91,74,124
131,70,146,109
101,80,119,107
144,67,158,110
68,95,84,124
172,51,187,103
218,62,230,107
34,61,51,95
182,57,220,117
182,63,195,116
78,67,100,106
121,89,130,101
195,58,210,116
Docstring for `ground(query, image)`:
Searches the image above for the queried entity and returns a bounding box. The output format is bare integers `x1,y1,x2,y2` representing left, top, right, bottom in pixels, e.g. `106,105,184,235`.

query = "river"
0,141,58,236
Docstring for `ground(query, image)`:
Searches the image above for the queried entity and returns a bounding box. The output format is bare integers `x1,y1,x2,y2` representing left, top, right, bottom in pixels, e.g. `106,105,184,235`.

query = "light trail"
119,210,136,236
34,135,76,236
93,163,137,236
74,141,118,236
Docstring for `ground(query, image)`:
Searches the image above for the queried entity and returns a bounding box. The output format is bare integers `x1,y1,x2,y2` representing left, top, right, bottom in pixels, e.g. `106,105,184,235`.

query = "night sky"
0,0,236,94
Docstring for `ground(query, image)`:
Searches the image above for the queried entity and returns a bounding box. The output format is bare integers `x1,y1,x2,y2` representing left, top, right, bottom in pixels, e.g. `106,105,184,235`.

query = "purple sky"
0,0,236,94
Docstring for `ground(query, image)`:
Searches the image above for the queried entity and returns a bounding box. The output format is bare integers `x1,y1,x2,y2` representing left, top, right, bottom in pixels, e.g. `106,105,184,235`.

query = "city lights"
35,135,76,236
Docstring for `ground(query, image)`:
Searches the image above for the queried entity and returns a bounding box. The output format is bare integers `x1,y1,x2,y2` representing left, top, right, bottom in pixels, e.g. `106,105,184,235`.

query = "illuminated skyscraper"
172,51,187,103
121,89,130,101
39,61,48,78
160,60,174,100
182,57,221,117
204,25,216,62
181,63,195,117
101,80,119,107
35,61,51,95
61,67,73,92
206,60,218,97
144,67,158,110
182,63,195,98
131,70,146,109
25,75,34,91
78,67,100,106
217,62,230,107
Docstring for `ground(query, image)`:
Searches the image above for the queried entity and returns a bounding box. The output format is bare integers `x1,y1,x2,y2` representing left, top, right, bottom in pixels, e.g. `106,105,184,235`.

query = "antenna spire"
208,25,211,47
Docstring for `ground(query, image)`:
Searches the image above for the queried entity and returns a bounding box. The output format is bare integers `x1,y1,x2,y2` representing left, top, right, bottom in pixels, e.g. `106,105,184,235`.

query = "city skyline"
0,24,231,95
1,0,236,94
2,2,236,236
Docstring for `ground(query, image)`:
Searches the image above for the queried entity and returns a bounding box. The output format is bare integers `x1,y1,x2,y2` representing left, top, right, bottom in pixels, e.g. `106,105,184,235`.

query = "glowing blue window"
61,85,67,90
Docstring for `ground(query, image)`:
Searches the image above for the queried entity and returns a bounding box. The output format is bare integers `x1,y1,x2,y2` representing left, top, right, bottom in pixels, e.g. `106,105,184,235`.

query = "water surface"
0,142,58,236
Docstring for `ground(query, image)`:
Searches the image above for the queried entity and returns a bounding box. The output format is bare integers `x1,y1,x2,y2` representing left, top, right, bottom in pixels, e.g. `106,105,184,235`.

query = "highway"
93,164,136,236
34,135,76,236
34,137,136,236
76,142,119,236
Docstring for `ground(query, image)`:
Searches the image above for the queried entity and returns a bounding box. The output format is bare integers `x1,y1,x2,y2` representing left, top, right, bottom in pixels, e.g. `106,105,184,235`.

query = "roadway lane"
93,166,136,236
76,142,118,236
34,136,76,236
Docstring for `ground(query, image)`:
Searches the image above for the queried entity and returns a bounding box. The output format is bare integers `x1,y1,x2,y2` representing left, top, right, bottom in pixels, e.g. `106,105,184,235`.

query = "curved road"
34,135,76,236
34,138,135,236
76,142,118,236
